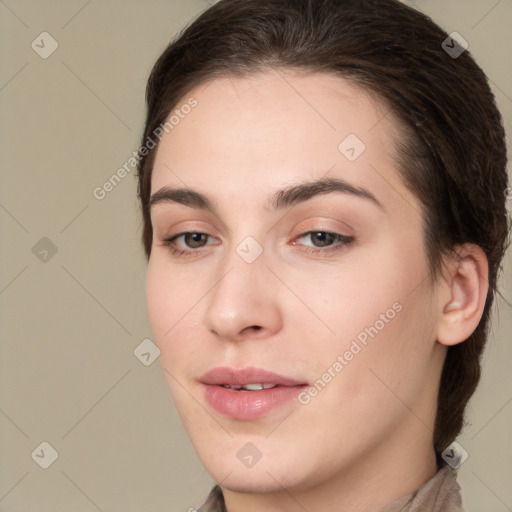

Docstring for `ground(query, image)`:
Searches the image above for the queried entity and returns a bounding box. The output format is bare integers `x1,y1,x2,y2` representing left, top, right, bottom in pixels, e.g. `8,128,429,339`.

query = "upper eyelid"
151,199,359,235
161,216,354,238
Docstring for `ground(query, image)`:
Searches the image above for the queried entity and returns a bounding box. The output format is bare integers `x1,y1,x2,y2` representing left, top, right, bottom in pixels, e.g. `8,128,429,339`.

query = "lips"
200,366,306,387
200,366,308,420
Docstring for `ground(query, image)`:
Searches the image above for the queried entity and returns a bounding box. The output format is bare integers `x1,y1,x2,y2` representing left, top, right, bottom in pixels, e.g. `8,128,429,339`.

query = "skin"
145,68,488,511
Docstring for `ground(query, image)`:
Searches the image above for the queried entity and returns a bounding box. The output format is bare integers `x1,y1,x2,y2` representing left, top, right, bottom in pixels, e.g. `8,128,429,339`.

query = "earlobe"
437,244,489,347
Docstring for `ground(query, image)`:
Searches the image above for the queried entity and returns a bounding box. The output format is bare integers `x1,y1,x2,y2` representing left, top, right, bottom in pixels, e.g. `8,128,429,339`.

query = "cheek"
145,258,210,381
146,256,200,327
281,250,410,348
287,238,436,385
146,262,172,339
146,259,193,349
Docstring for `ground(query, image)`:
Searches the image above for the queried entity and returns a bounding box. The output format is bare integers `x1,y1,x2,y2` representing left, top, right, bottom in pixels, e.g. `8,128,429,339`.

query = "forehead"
150,68,411,211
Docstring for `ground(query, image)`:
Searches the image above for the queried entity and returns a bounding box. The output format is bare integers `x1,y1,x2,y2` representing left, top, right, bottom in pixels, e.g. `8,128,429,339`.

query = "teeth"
243,383,276,391
222,383,277,391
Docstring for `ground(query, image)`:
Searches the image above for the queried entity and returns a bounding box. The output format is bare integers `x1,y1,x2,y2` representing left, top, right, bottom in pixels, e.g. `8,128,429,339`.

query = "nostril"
239,325,263,337
245,325,262,332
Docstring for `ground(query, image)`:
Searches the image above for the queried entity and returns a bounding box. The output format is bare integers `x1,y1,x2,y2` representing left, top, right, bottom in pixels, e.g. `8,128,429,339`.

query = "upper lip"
200,366,307,387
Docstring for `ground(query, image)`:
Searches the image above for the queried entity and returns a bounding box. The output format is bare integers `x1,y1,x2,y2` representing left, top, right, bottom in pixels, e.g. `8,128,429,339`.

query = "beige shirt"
197,465,464,512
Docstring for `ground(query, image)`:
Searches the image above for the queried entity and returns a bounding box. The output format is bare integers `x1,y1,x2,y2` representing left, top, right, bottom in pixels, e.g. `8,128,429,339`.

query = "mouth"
220,383,279,391
199,366,309,420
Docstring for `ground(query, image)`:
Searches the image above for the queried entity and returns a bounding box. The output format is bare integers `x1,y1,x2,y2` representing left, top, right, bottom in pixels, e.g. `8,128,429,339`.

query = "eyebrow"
149,177,383,213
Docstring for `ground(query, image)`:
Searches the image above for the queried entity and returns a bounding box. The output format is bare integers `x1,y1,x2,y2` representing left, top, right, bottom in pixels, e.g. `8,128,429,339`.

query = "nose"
202,244,283,342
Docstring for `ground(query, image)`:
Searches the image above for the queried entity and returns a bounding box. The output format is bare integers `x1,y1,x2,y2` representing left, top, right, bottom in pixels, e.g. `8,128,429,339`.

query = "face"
146,69,445,496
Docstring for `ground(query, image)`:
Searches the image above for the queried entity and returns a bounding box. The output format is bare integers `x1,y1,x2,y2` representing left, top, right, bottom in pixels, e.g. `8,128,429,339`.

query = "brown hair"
136,0,510,461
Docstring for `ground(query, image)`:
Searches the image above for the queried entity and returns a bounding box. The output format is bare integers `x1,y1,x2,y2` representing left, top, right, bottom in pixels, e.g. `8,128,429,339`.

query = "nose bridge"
216,231,268,295
202,236,281,338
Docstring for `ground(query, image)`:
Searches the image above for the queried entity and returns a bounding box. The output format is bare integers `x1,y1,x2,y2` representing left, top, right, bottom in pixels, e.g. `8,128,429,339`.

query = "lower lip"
202,384,307,420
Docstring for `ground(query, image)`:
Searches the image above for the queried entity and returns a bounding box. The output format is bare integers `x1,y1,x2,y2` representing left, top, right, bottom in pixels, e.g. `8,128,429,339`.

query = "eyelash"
160,231,354,258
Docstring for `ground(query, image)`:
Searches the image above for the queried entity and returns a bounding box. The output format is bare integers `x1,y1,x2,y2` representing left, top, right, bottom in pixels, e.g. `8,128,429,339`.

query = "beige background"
0,0,510,511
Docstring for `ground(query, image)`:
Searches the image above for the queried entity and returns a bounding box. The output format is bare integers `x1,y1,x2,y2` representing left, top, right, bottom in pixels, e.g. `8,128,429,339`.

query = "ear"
436,244,489,347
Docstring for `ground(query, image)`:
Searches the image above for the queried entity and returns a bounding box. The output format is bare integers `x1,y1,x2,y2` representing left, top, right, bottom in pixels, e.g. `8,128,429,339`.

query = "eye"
161,231,217,257
159,230,354,258
300,231,338,247
292,231,354,255
176,232,210,249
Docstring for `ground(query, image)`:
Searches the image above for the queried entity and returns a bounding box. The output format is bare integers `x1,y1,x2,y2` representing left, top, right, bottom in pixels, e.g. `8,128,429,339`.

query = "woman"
136,0,509,510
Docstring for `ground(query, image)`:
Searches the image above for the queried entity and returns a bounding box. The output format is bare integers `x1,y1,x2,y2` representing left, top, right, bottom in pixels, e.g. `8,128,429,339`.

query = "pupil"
186,233,206,248
313,232,334,247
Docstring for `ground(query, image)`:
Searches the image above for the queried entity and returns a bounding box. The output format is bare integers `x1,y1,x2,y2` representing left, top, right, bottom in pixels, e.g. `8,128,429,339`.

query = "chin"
195,440,319,495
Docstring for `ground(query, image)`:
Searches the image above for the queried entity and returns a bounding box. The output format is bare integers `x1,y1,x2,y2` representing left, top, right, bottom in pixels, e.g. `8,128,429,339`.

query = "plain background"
0,0,510,511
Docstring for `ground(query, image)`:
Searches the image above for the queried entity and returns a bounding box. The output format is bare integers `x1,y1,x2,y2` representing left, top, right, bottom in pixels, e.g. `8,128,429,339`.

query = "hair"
136,0,510,462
